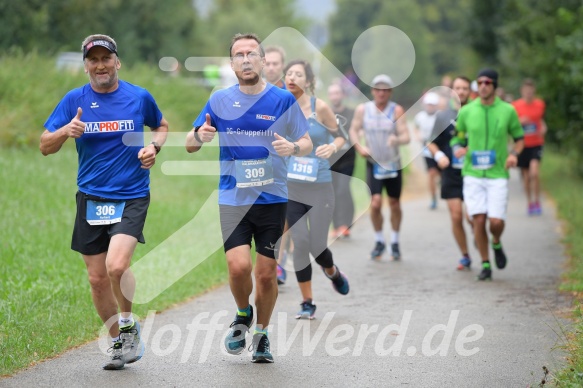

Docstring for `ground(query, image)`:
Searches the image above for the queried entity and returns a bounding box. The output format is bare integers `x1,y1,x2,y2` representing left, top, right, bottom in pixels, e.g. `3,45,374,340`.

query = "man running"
428,76,473,270
512,78,547,215
349,74,410,260
264,45,286,89
40,34,168,369
450,69,524,281
186,33,312,363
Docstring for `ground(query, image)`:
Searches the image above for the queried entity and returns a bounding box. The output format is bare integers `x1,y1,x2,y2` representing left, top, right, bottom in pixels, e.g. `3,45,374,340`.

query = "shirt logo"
90,102,100,109
256,114,276,121
84,120,135,133
233,101,241,108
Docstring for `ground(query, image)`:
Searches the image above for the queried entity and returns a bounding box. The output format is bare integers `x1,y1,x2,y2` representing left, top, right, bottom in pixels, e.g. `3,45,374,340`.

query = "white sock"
119,315,134,329
112,335,121,343
375,231,385,243
391,231,399,244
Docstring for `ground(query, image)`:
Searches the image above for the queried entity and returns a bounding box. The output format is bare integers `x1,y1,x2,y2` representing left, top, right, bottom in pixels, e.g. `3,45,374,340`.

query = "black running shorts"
366,162,403,198
72,191,149,255
219,202,287,259
441,167,463,200
517,145,543,169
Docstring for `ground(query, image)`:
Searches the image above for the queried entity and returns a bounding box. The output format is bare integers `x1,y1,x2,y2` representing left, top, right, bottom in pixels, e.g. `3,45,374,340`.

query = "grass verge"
0,138,225,376
540,149,583,386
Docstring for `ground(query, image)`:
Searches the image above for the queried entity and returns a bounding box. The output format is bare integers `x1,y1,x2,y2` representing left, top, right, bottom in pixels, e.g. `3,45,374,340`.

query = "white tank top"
363,101,401,168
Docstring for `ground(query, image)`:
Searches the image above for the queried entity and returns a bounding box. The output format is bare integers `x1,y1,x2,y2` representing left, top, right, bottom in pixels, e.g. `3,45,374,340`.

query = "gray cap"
371,74,393,89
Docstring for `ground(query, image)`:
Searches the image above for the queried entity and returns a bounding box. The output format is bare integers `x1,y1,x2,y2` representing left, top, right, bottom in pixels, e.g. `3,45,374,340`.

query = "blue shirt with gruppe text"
192,83,309,206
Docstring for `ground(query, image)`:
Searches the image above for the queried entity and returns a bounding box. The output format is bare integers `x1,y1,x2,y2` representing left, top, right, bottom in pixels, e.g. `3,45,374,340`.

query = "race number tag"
471,150,496,170
373,162,398,179
522,123,537,134
86,200,126,225
452,154,465,169
287,156,318,182
235,157,274,188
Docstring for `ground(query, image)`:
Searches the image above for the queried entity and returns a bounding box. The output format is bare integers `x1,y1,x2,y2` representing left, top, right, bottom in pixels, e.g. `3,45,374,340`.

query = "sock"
237,305,251,317
119,315,134,329
375,231,384,243
391,231,399,244
304,298,313,305
492,242,502,250
112,335,121,343
324,265,339,280
462,253,470,259
254,327,268,336
482,261,491,269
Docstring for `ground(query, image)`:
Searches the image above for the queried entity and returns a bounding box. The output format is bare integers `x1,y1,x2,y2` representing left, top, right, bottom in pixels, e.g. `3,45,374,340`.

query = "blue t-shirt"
193,83,309,206
44,80,163,199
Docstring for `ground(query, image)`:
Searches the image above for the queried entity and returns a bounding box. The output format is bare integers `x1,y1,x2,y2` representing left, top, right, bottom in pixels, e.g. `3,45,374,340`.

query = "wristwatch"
150,141,161,154
292,142,300,155
193,126,203,143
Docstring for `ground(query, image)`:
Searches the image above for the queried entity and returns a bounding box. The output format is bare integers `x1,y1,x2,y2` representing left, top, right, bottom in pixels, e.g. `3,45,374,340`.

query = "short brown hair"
229,33,264,58
264,45,285,63
522,78,535,87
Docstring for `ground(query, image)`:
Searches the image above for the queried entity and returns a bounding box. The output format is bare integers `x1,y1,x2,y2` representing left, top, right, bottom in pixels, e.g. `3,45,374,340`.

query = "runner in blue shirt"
40,34,168,370
186,33,312,363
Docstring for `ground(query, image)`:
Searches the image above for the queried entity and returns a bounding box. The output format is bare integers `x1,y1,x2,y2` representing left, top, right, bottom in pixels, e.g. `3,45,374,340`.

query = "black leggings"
331,164,355,229
287,182,335,283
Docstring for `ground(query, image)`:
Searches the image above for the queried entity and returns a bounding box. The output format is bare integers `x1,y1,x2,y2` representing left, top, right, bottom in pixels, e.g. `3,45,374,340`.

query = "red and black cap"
83,39,117,59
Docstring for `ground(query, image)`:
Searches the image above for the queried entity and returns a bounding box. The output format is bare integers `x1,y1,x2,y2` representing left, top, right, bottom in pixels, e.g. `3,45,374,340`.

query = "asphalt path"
2,164,570,388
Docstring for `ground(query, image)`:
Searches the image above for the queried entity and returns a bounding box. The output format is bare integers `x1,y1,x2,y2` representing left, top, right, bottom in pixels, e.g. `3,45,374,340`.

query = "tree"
325,0,434,103
195,0,308,57
0,0,49,52
466,0,505,66
324,0,383,77
499,0,583,175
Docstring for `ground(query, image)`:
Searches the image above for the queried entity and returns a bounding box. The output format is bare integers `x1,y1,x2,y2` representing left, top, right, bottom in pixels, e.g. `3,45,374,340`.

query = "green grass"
0,52,228,375
0,52,210,147
0,144,228,375
540,149,583,386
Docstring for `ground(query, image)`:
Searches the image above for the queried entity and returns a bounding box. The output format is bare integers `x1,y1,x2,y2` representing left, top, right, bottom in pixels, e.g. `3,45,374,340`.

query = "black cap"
477,68,498,88
83,39,117,59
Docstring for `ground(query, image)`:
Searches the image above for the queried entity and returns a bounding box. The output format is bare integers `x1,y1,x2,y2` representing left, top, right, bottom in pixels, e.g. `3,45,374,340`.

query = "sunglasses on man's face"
477,80,494,86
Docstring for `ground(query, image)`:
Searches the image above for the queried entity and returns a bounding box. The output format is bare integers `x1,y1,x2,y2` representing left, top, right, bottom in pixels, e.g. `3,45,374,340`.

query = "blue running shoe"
457,257,472,271
224,306,254,355
250,334,274,363
295,301,317,320
326,266,349,295
277,264,286,285
120,321,144,364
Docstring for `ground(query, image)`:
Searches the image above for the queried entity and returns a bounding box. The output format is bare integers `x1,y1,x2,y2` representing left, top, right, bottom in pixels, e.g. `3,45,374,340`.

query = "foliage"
325,0,438,104
498,0,583,177
0,0,200,65
194,0,308,57
540,150,583,385
0,51,209,147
